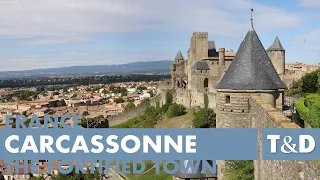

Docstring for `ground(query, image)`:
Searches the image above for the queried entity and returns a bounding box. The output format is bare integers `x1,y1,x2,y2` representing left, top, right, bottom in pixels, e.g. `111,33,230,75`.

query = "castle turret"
172,51,186,89
267,36,285,75
175,50,185,62
215,10,286,179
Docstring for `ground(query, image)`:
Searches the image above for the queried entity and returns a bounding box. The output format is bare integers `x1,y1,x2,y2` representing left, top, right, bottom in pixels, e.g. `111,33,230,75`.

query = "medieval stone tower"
267,36,285,75
187,32,209,89
215,16,287,179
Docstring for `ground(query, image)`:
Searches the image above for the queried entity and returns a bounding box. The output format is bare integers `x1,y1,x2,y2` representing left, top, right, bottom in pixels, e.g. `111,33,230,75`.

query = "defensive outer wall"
249,95,319,180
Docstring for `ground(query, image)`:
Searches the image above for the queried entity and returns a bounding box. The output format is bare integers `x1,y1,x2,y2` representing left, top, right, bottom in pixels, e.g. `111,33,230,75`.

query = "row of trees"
5,90,39,101
286,69,320,98
0,74,171,88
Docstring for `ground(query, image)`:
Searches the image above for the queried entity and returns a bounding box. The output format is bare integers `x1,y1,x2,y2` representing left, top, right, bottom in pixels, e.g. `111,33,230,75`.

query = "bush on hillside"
160,103,170,114
192,108,216,128
166,104,186,118
204,93,209,108
166,92,173,104
114,98,124,104
124,102,136,111
225,160,254,180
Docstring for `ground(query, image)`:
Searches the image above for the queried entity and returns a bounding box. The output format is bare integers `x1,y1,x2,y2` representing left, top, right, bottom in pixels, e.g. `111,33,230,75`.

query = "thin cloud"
0,0,307,70
298,0,320,7
0,0,303,40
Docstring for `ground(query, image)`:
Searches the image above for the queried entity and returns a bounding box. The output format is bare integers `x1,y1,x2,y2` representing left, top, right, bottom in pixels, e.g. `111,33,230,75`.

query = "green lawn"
154,108,194,128
112,108,195,128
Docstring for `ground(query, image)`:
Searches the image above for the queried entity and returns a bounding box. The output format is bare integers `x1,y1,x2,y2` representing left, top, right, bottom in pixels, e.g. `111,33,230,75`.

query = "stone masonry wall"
250,95,320,180
267,51,285,75
216,92,251,128
174,88,216,109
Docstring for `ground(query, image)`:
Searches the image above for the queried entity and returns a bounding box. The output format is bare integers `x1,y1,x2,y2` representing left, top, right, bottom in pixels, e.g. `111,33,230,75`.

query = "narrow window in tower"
226,95,231,104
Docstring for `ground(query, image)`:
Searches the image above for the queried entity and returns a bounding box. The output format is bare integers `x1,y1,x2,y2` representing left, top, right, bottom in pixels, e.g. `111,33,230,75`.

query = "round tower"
215,13,286,179
266,36,285,75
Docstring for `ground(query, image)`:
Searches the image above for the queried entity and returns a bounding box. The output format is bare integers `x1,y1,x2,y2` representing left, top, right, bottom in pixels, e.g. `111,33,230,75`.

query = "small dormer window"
226,95,230,104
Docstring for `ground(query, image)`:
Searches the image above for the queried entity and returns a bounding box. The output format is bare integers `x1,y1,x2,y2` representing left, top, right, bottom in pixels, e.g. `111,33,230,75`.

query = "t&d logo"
267,135,316,154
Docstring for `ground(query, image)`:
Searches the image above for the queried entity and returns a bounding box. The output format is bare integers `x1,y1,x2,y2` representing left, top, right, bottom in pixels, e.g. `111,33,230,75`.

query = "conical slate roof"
216,28,286,90
267,36,285,51
175,51,184,60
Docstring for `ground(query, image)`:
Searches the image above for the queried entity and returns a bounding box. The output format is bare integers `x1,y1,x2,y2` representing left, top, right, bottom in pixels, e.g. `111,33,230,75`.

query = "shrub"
114,98,124,104
192,108,216,128
160,103,170,114
295,94,320,128
166,104,186,118
204,93,209,108
225,160,254,180
166,92,173,104
124,102,136,112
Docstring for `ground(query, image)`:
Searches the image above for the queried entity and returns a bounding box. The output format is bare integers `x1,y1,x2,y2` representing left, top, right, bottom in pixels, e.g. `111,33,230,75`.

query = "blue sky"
0,0,319,71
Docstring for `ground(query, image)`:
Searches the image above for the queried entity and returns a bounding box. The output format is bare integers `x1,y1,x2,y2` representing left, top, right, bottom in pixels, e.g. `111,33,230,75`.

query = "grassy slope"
154,108,194,128
112,108,195,180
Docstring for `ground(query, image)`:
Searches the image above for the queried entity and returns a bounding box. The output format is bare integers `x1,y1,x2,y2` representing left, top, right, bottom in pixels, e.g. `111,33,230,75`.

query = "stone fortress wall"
250,95,320,180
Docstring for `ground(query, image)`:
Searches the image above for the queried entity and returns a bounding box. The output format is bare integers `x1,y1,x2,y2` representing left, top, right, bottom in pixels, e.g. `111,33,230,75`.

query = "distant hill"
0,60,172,79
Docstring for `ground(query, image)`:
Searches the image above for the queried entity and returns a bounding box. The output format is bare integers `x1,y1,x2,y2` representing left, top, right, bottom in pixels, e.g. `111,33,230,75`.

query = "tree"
102,90,109,94
193,108,216,128
137,86,147,91
114,98,124,104
166,104,186,118
124,102,136,111
204,93,209,108
121,92,128,97
82,111,89,116
141,98,151,105
166,92,173,104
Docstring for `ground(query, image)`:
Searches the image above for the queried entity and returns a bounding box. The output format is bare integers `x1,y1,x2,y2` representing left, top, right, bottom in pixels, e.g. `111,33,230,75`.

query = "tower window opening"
226,95,230,104
204,78,209,88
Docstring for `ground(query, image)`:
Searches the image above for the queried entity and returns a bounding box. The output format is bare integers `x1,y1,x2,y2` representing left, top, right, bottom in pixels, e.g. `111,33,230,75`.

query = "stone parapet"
250,95,320,180
250,95,300,128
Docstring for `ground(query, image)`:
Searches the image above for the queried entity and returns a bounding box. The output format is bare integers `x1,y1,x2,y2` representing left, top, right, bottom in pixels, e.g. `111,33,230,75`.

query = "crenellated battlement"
192,32,208,38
